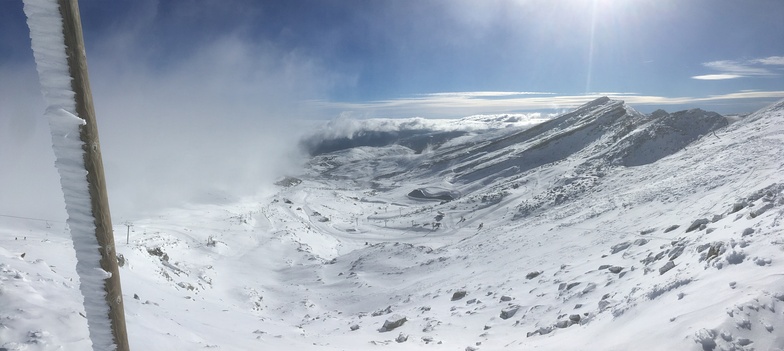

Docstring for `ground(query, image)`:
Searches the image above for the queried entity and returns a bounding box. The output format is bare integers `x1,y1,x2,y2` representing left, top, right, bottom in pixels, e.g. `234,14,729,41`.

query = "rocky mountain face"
278,97,784,350
307,97,735,218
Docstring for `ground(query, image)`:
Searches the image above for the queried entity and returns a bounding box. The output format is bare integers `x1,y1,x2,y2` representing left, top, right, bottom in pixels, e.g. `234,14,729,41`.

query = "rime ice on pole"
23,0,116,350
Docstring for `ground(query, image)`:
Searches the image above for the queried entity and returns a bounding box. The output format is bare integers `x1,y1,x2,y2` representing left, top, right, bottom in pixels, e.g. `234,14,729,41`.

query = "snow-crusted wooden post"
23,0,130,350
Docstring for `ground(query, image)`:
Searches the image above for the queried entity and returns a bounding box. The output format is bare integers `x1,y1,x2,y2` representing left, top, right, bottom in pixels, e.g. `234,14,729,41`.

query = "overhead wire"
0,213,65,223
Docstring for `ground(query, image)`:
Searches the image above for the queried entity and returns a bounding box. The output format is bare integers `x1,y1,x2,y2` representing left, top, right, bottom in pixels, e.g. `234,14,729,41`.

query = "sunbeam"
585,0,600,93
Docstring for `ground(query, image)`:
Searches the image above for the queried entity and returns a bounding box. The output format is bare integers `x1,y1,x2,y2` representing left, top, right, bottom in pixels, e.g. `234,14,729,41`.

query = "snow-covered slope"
2,97,783,350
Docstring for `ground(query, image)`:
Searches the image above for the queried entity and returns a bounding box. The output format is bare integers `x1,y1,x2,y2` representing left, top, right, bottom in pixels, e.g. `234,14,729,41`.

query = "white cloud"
753,56,784,66
424,91,555,98
698,90,784,101
703,60,772,76
692,74,743,80
693,55,784,80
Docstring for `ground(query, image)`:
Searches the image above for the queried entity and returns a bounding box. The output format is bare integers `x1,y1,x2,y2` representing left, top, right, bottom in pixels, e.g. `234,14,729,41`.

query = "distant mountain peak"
582,95,612,107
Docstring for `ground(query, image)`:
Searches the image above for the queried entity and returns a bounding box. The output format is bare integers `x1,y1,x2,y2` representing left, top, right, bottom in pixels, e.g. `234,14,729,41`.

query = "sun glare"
583,0,665,93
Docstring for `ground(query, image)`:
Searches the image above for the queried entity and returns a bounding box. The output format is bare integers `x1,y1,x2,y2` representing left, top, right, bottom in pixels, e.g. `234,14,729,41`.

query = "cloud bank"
0,63,66,223
311,90,784,119
87,33,343,219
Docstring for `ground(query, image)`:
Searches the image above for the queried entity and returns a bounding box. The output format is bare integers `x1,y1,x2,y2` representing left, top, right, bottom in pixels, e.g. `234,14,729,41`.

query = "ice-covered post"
23,0,129,350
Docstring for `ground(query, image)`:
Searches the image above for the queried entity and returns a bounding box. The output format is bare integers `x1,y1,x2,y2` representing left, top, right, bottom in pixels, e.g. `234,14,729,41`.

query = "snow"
2,97,784,350
22,0,115,350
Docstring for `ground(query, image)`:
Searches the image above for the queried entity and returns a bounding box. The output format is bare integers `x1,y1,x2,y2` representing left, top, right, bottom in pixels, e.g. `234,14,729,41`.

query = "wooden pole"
57,0,130,349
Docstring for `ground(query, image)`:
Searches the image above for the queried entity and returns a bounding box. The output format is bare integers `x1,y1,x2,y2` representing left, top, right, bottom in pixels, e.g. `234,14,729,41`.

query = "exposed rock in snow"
608,266,624,274
659,261,676,275
687,218,710,232
500,305,520,320
395,332,408,343
451,290,468,301
371,305,393,316
380,315,407,332
610,241,632,254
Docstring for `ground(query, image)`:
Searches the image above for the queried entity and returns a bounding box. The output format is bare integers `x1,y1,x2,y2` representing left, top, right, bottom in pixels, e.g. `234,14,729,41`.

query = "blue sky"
1,0,783,221
2,0,784,118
